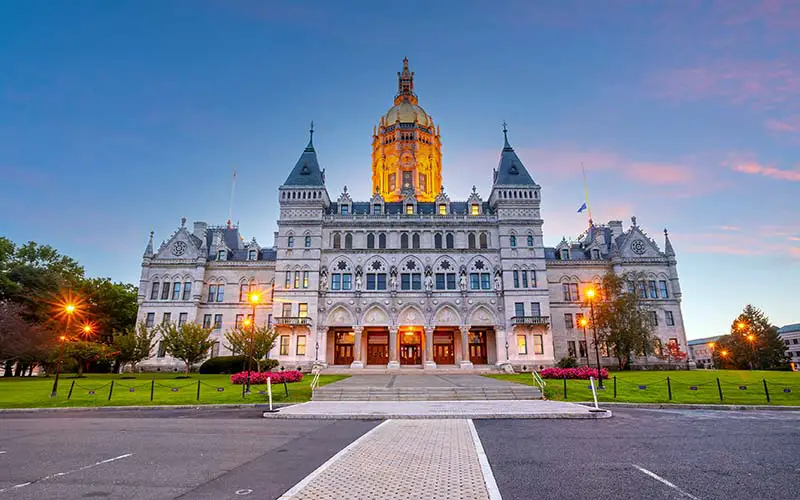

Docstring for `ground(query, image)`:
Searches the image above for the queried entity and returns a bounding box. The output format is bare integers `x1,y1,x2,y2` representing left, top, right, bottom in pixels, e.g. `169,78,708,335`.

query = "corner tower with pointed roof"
371,58,442,202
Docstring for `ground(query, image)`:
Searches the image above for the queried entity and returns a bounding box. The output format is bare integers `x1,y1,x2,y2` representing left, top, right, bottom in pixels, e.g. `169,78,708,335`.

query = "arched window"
248,250,257,261
287,235,294,248
304,235,311,248
434,233,443,249
367,233,375,249
412,233,420,249
400,233,409,249
510,235,517,248
344,233,353,249
479,233,488,249
468,233,476,249
527,234,534,247
379,233,387,249
446,233,454,249
332,233,341,249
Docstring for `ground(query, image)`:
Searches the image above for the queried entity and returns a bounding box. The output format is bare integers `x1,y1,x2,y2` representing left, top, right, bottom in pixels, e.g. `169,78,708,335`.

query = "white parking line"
0,451,6,454
632,464,700,500
0,453,133,492
467,419,503,500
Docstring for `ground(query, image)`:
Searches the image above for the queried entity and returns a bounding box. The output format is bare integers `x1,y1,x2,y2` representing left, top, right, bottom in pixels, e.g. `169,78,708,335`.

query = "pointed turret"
664,228,675,257
143,231,154,258
493,123,535,186
283,123,325,187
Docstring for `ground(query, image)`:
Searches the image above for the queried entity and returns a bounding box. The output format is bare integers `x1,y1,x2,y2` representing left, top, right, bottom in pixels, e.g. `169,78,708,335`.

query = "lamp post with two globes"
579,316,590,368
585,288,603,389
245,291,261,395
50,303,77,398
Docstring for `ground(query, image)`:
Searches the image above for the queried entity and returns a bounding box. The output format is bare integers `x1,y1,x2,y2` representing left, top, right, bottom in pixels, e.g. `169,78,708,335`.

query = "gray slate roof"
687,336,722,346
778,323,800,334
283,136,325,187
494,131,535,186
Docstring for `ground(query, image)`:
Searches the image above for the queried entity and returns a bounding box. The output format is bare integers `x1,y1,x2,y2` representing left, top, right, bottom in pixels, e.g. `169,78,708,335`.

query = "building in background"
134,60,689,371
778,323,800,370
688,336,722,369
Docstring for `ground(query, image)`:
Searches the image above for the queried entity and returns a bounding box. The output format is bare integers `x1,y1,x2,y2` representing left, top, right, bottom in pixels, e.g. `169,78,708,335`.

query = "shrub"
557,356,578,369
540,366,609,380
199,356,247,374
262,359,279,371
229,370,304,385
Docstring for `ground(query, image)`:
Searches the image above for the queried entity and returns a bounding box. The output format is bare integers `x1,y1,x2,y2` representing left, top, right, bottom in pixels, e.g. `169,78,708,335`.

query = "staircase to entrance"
312,374,542,401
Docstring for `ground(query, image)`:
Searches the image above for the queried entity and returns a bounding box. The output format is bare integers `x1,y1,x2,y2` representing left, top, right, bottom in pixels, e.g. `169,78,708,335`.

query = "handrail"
310,369,321,391
531,370,546,393
511,316,550,326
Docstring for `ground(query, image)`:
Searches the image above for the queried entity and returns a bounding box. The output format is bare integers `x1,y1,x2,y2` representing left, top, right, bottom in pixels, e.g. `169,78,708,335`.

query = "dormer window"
217,250,226,261
406,204,414,215
592,249,600,260
373,204,381,215
438,204,446,215
341,205,349,216
560,249,570,260
248,250,257,261
471,204,480,216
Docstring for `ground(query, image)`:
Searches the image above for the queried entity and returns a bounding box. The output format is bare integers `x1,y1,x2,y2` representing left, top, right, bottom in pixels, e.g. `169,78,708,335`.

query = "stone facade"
134,60,689,371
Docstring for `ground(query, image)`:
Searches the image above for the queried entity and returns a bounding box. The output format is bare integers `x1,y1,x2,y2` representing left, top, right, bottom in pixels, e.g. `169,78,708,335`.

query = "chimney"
608,220,623,239
193,221,207,239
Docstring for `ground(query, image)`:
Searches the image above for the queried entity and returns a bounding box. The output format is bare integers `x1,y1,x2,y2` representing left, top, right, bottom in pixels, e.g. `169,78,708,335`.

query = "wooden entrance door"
400,330,422,365
468,331,488,364
334,332,355,365
366,332,389,365
433,332,455,364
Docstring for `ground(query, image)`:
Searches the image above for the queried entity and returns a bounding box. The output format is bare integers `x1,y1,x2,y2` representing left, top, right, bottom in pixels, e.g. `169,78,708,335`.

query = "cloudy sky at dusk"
1,0,798,339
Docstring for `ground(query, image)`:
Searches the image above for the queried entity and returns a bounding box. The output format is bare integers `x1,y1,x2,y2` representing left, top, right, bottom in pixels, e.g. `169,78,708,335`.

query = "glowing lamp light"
242,318,252,327
737,322,746,331
585,288,596,299
708,342,715,349
249,293,261,304
720,350,729,357
579,318,589,327
59,335,66,341
747,334,755,342
82,324,93,334
65,304,76,314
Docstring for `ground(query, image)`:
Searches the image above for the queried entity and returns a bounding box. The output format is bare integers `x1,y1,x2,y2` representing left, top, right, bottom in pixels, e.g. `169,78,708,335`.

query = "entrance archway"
432,327,456,365
399,327,422,365
366,328,389,365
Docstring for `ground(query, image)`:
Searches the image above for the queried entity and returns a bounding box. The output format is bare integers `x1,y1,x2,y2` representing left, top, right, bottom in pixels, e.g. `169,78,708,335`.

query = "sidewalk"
263,400,611,419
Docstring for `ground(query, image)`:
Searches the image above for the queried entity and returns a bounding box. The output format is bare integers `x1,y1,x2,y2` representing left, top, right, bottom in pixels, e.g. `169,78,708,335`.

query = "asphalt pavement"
1,407,798,499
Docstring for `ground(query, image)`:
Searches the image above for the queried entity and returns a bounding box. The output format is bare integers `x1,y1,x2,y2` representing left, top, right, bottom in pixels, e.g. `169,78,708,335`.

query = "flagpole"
581,162,593,227
227,167,237,228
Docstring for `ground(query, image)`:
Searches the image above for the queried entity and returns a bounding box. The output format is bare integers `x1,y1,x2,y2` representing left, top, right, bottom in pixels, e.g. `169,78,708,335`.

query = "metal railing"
531,370,546,393
273,316,312,326
310,370,321,391
511,316,550,326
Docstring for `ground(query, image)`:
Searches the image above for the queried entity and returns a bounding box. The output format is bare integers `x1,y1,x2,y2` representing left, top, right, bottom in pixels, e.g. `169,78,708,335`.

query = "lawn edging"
0,402,296,413
573,401,800,411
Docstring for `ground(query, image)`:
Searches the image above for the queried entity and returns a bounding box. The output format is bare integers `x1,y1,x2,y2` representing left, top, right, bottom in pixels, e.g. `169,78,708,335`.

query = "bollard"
67,380,75,400
716,377,723,402
108,380,114,401
150,378,155,401
196,380,201,401
613,376,617,399
667,377,672,401
242,381,246,399
563,376,567,399
283,380,289,398
763,379,770,403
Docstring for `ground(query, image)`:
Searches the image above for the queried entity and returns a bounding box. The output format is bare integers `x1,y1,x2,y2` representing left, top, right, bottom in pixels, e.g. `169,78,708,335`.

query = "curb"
574,402,800,411
0,403,294,414
261,411,612,420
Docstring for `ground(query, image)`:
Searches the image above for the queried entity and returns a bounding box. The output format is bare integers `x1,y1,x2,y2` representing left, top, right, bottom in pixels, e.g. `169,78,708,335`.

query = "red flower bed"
229,370,304,385
540,367,609,380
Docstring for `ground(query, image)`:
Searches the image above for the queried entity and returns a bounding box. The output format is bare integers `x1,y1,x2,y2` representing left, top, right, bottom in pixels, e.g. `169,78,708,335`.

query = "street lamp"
585,288,603,389
245,291,261,394
707,342,715,369
50,303,77,398
579,317,590,368
746,334,756,370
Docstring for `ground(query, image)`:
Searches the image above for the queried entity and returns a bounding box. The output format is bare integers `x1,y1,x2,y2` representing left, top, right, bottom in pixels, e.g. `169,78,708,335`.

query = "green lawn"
0,373,349,409
487,370,800,405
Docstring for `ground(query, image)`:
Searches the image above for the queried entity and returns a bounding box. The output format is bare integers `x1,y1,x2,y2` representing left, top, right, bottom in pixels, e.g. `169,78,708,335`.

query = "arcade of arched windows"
329,231,492,250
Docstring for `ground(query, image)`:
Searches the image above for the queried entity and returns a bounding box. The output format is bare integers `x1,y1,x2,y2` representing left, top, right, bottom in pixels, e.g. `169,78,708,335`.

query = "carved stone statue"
424,274,434,292
390,274,398,291
494,274,502,291
320,274,328,291
459,273,468,291
355,274,362,291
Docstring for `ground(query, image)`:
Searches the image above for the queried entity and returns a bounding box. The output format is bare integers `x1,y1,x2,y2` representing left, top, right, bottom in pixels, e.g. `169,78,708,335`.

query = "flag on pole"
577,202,588,214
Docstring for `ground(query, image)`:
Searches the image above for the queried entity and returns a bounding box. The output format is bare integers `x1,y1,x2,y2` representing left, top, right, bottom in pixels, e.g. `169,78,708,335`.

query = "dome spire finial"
396,57,417,105
502,121,512,150
305,121,315,152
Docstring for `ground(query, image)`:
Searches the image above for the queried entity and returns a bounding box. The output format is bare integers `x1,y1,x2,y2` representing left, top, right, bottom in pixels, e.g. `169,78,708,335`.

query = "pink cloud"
765,116,800,134
674,224,800,259
732,162,800,181
625,162,696,185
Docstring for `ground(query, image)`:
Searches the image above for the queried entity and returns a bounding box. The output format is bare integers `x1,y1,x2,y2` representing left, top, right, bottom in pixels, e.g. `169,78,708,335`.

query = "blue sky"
1,0,798,339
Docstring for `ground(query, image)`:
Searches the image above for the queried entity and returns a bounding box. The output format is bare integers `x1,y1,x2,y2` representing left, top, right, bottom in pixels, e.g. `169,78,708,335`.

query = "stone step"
312,386,542,401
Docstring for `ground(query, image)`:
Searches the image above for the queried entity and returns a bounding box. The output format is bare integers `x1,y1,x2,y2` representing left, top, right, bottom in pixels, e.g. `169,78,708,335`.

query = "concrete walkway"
321,374,517,388
264,400,611,419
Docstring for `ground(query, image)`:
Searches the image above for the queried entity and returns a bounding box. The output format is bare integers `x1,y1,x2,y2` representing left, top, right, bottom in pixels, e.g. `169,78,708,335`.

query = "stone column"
459,325,473,369
423,326,436,370
387,326,400,369
351,326,364,369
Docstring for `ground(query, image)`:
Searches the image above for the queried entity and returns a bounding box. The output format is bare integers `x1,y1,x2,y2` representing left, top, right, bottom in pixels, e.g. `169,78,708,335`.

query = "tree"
0,301,56,376
659,339,688,369
65,341,113,377
592,272,657,370
159,322,215,376
79,278,139,344
224,324,280,372
713,305,788,369
112,323,157,373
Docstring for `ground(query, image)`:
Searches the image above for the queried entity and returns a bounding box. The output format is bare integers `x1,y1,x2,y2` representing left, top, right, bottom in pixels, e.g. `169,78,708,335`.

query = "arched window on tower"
468,233,476,249
527,234,534,247
332,233,341,249
510,235,517,248
446,233,454,249
400,233,409,249
379,233,387,249
367,233,375,249
434,233,443,249
412,233,421,249
479,233,488,249
344,233,353,249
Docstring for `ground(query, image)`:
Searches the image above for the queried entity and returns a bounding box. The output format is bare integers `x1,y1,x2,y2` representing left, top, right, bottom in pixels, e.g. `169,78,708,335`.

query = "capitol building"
135,59,688,371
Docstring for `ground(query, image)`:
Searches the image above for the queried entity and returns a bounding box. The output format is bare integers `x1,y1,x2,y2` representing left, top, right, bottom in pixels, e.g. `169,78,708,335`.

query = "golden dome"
383,99,432,127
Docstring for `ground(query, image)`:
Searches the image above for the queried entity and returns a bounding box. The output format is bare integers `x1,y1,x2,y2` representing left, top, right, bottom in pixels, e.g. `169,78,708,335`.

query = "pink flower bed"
540,367,609,380
229,370,304,385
